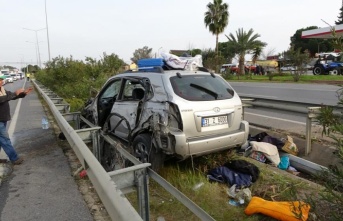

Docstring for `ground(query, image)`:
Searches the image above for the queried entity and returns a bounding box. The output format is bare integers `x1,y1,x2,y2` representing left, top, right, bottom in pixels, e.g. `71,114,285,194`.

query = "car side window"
121,79,145,101
100,79,121,101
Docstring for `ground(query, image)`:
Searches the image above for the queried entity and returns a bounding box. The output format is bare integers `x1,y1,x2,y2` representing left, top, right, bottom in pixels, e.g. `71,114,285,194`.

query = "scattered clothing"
249,151,267,163
278,155,290,170
249,132,285,150
207,166,252,188
249,132,269,142
262,135,285,150
224,159,260,182
250,141,281,166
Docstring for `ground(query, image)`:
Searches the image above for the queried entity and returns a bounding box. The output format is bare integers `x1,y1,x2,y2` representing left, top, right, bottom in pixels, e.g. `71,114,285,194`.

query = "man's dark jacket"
0,88,24,122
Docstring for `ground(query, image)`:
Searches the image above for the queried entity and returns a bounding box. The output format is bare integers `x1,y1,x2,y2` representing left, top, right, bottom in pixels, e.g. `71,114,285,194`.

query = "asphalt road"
230,81,341,106
230,81,342,138
0,79,93,221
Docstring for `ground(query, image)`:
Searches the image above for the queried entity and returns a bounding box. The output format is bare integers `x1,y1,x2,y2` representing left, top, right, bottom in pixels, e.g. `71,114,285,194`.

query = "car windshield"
170,75,234,101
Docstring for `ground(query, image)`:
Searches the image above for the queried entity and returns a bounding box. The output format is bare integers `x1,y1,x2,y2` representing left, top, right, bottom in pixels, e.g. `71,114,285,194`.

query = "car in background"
10,73,18,81
220,63,235,73
5,74,13,83
280,65,296,71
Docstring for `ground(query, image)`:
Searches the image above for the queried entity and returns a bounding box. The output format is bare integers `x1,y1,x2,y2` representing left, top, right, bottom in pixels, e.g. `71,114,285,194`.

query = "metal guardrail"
241,96,343,155
32,80,144,221
32,80,215,221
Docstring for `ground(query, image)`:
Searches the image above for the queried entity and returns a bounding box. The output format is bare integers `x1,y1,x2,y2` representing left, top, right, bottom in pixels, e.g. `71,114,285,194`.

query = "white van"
220,64,234,73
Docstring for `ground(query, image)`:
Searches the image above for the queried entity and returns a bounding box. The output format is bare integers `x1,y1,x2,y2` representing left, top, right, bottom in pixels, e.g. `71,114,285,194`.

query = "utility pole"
45,0,51,61
23,28,46,67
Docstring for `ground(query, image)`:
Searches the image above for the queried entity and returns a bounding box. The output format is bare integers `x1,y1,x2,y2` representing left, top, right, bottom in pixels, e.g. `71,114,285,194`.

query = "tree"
251,47,262,64
201,48,225,71
131,46,153,63
284,46,310,82
189,48,202,56
218,41,236,63
336,4,343,25
225,28,267,76
290,27,333,57
204,0,229,57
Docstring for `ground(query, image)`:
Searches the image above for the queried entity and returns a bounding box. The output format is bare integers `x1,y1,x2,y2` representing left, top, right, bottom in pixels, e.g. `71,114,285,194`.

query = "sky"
0,0,342,69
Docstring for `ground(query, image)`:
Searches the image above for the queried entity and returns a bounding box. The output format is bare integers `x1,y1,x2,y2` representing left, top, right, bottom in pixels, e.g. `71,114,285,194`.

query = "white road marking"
8,80,27,140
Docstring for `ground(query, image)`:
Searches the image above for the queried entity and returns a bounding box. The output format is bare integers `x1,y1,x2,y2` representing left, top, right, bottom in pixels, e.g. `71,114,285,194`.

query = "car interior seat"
132,88,145,100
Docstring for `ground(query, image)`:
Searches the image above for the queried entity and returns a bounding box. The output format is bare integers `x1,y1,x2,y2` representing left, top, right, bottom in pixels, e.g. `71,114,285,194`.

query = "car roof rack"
125,66,164,74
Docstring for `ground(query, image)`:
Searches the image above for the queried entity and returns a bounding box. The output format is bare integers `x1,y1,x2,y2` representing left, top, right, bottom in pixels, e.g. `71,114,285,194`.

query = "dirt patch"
309,80,343,85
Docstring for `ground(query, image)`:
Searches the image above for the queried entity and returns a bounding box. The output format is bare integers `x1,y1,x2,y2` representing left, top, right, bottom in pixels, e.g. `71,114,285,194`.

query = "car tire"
133,133,165,171
313,66,323,75
331,68,340,75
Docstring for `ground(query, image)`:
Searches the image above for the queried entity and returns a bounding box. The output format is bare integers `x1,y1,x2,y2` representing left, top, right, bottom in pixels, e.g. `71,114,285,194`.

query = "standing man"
0,75,33,164
26,72,31,82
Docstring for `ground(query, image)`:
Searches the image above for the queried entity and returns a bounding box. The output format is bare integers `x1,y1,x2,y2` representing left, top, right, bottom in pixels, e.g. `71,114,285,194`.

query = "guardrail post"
92,130,101,161
306,107,321,155
136,169,150,221
241,98,254,120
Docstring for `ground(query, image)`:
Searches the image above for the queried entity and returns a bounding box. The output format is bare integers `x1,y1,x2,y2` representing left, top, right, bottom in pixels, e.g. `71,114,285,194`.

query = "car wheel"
133,133,165,171
331,68,340,75
313,66,323,75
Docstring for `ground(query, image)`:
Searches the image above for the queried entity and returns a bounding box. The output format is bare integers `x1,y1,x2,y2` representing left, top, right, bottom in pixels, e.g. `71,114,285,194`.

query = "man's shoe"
12,157,24,165
0,159,9,163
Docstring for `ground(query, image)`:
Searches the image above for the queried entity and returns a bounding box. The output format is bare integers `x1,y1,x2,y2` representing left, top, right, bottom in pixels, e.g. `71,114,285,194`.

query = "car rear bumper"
172,121,249,159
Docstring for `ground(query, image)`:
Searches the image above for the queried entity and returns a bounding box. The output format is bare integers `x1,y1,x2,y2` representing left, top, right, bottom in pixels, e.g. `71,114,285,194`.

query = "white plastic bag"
161,52,203,70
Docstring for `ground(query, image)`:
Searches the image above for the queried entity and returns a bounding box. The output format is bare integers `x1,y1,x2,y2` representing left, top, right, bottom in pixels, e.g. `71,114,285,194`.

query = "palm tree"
226,28,266,75
251,47,262,65
204,0,229,57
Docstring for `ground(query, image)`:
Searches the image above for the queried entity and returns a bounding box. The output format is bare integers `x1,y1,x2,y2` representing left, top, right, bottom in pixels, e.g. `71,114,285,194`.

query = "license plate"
202,115,228,127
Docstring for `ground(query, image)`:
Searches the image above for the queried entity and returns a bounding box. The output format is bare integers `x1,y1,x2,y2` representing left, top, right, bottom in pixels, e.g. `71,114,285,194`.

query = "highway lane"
229,82,341,136
0,79,94,221
230,82,341,106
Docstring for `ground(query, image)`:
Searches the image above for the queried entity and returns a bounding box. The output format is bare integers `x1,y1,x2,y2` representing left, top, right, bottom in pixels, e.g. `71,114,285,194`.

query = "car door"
96,78,122,127
109,77,148,141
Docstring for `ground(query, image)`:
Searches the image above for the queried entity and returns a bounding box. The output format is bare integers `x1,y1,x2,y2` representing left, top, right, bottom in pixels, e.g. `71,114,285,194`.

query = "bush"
35,54,125,110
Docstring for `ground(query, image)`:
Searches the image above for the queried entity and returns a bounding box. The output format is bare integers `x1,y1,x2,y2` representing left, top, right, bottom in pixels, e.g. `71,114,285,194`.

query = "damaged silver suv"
82,59,249,170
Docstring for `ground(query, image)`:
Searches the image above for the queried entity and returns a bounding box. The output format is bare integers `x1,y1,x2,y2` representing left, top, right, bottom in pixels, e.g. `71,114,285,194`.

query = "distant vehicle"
5,74,13,83
313,52,343,75
17,72,24,79
280,65,296,71
1,69,10,78
220,64,234,73
10,73,18,81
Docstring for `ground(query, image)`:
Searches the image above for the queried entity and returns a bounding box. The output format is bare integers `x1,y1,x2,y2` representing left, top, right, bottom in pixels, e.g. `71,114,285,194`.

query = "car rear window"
170,75,234,101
